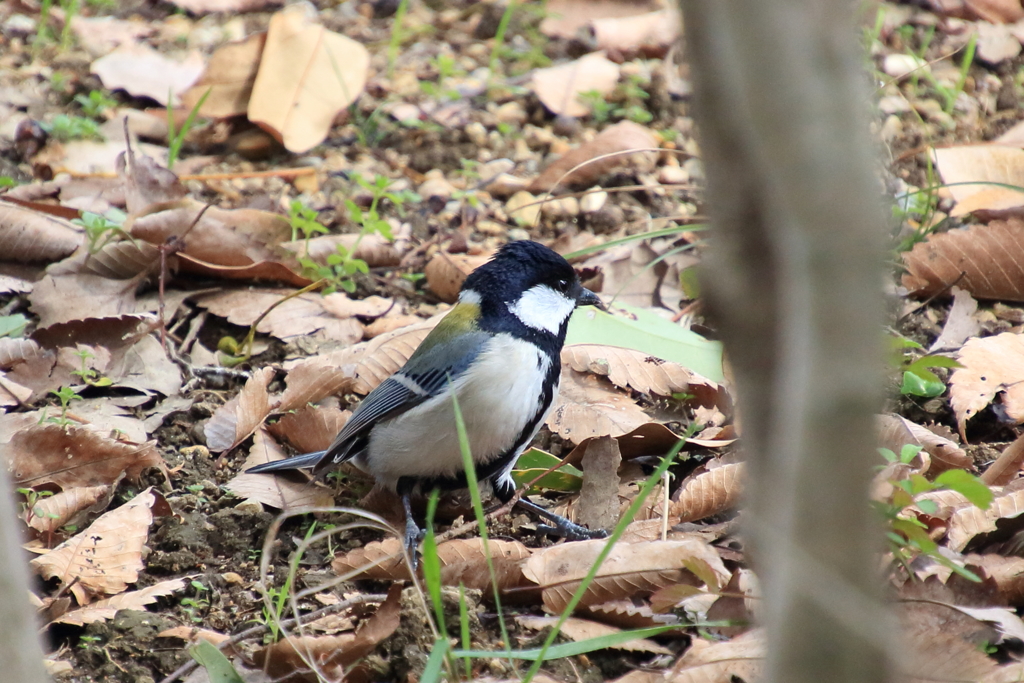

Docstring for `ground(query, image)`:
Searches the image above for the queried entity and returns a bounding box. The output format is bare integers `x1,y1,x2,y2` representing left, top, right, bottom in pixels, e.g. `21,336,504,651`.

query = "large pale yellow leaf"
933,145,1024,216
248,4,370,153
182,32,266,117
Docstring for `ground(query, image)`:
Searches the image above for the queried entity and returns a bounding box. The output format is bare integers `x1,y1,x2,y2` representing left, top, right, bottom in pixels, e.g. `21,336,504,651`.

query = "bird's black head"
461,240,600,343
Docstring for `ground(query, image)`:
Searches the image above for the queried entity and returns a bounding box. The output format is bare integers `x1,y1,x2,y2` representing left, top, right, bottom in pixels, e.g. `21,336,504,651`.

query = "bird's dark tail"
246,450,327,474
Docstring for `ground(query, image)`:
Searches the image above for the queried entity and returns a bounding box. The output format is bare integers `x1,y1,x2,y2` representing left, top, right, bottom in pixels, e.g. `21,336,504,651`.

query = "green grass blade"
420,637,451,683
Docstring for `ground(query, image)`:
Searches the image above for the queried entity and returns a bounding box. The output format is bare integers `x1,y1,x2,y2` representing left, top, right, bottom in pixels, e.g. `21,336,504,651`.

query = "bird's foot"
402,494,424,571
516,498,608,541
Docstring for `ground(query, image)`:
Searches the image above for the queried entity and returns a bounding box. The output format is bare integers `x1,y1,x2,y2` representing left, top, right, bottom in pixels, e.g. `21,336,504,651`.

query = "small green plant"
40,386,82,427
0,314,27,338
180,580,211,624
77,635,103,651
387,0,411,78
889,335,959,398
41,114,103,142
34,0,82,50
577,76,652,125
0,176,17,189
875,445,993,581
70,348,112,387
48,71,70,93
16,487,55,525
287,199,328,245
167,88,210,169
73,211,132,254
577,89,615,124
75,90,117,119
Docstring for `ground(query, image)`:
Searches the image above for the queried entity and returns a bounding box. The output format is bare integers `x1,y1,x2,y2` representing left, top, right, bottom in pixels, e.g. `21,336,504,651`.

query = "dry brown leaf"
248,4,370,153
950,332,1024,435
669,629,764,683
195,289,363,344
281,233,401,268
25,485,113,535
157,625,232,647
592,8,681,53
268,405,350,453
530,121,658,192
182,32,266,118
0,424,163,488
68,15,155,58
204,366,274,452
51,577,188,626
548,368,652,442
332,536,531,591
130,199,293,267
540,0,658,38
424,251,493,303
563,343,721,399
877,414,971,474
522,538,729,613
225,428,335,511
965,0,1024,23
28,273,143,329
253,584,400,679
947,487,1024,551
532,52,621,118
976,22,1022,64
174,253,310,287
903,220,1024,301
933,146,1024,216
578,241,693,312
0,371,32,406
967,554,1024,604
516,616,672,654
582,599,676,629
929,286,981,353
0,202,82,263
168,0,282,17
577,436,621,531
30,488,167,604
565,422,682,467
984,431,1024,485
672,462,744,524
91,43,204,107
899,598,1001,682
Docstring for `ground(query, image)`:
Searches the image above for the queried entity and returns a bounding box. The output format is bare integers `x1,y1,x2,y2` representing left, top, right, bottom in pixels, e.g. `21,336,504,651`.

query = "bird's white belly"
362,334,552,487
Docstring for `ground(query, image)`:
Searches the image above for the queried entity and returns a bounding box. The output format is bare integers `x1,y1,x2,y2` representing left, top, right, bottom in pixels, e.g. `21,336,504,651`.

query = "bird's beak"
575,287,604,310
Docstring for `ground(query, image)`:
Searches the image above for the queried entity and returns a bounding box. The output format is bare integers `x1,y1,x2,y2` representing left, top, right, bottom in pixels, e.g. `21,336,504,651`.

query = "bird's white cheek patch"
508,285,576,334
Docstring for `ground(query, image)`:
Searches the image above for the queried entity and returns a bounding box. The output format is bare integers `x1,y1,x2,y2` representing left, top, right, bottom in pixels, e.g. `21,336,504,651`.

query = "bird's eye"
557,279,569,292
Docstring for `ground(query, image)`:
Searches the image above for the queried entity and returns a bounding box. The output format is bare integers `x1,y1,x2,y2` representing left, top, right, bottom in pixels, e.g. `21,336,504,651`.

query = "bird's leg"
401,492,423,570
516,498,608,541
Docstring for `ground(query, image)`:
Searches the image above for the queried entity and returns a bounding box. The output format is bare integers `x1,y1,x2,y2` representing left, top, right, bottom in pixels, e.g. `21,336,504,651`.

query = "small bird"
248,240,606,559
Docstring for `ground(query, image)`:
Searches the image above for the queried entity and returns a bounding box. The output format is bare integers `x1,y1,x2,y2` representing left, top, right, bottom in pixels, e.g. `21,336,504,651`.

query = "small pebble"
658,164,688,185
541,196,580,219
495,101,527,125
506,190,541,227
508,228,532,241
883,53,927,80
465,121,488,146
579,188,608,213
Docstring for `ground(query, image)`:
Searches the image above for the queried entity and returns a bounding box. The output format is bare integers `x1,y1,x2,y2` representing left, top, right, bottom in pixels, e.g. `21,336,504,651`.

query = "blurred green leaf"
189,640,244,683
566,305,723,383
0,314,27,338
511,448,582,493
934,469,993,510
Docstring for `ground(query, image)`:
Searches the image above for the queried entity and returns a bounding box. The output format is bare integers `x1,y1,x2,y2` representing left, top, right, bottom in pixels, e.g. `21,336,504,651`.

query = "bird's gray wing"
313,330,491,474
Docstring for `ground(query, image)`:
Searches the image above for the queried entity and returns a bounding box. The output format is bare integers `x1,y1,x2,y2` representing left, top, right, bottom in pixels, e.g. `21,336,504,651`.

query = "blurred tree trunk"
0,469,48,683
678,2,897,682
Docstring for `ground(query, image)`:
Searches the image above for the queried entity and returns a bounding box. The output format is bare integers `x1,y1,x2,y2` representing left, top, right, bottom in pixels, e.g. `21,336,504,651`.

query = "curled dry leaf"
332,536,531,592
0,202,82,263
548,369,652,442
983,430,1024,486
182,32,267,118
581,599,676,629
25,484,113,535
51,577,188,626
522,538,729,613
91,43,204,107
877,414,971,474
253,584,401,679
516,616,672,655
30,488,168,604
130,200,293,268
269,404,350,454
225,428,335,511
0,424,163,488
204,366,274,452
195,289,363,344
950,332,1024,435
248,4,370,153
672,462,744,524
424,251,493,303
933,146,1024,217
530,121,659,193
563,343,721,399
903,220,1024,301
532,52,621,118
947,487,1024,551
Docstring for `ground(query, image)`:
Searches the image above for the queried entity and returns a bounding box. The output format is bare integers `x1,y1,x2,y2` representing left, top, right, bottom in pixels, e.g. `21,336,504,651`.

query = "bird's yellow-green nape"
411,298,481,355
